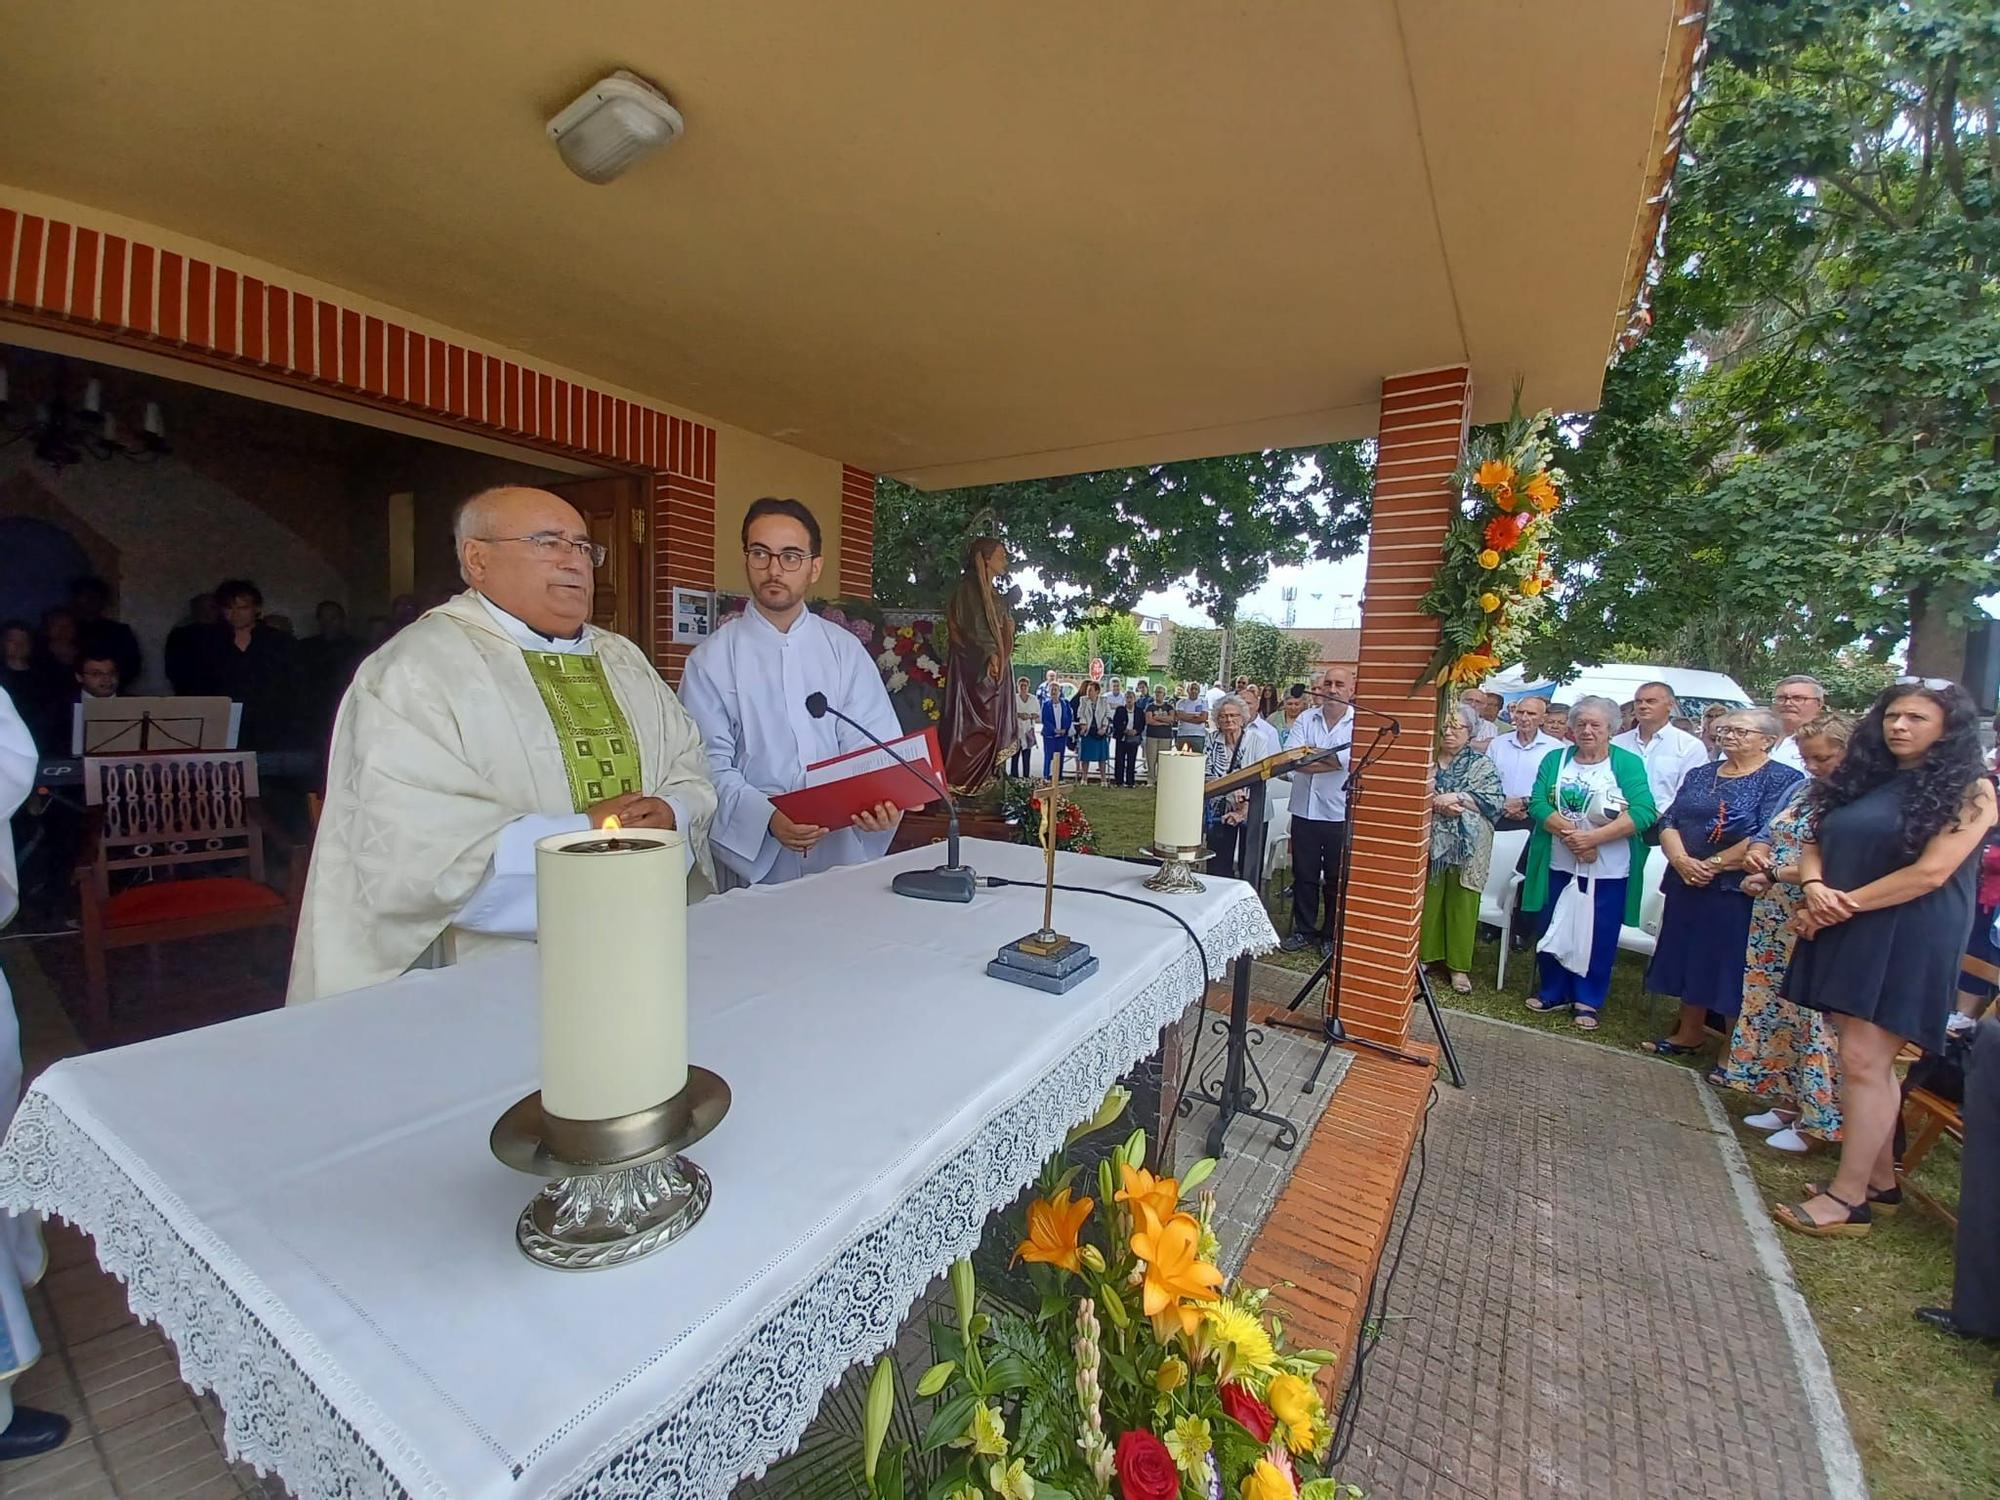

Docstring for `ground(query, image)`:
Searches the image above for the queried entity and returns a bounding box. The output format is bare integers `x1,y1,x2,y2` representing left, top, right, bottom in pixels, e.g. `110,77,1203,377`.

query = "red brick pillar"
651,418,717,684
1336,368,1472,1047
838,465,876,599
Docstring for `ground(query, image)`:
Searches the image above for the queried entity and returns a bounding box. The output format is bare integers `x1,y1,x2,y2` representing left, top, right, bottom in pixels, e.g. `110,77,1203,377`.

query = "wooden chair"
75,752,297,1044
1895,950,1999,1228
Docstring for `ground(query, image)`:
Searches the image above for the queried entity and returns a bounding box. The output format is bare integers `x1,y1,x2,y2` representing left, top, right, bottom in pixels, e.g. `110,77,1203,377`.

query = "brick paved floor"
1333,1009,1844,1500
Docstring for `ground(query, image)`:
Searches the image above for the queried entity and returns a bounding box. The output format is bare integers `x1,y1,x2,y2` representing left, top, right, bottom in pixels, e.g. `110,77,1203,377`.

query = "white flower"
917,656,940,675
887,671,909,692
877,649,899,672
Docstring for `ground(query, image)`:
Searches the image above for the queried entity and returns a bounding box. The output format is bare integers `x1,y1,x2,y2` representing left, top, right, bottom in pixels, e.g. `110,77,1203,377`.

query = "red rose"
1220,1382,1276,1442
1114,1429,1179,1500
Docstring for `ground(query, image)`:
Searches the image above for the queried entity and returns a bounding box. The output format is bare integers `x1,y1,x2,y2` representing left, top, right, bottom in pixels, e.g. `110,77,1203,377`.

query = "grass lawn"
1065,783,2000,1498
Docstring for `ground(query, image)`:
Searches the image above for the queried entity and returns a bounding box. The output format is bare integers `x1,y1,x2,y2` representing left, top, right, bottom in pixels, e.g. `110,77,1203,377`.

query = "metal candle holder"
1139,841,1211,894
490,1067,730,1271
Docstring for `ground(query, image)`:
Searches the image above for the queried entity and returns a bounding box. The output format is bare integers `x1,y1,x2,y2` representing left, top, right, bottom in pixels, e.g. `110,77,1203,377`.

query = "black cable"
1329,1079,1438,1466
980,876,1213,1166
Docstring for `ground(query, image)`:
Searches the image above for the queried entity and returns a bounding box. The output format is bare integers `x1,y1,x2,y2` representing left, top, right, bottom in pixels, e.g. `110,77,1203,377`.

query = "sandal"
1704,1067,1727,1087
1774,1189,1872,1238
1805,1180,1901,1217
1450,972,1473,993
1572,1008,1600,1031
1642,1038,1701,1056
1525,997,1573,1014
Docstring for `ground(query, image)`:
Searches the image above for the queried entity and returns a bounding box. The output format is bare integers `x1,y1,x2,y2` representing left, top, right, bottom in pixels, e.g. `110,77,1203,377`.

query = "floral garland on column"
1416,402,1564,696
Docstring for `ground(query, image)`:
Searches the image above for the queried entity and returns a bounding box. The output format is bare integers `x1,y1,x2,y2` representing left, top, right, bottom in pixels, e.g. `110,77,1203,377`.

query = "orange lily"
1014,1188,1093,1273
1115,1162,1180,1225
1523,472,1560,512
1474,459,1515,492
1492,485,1518,512
1130,1205,1224,1339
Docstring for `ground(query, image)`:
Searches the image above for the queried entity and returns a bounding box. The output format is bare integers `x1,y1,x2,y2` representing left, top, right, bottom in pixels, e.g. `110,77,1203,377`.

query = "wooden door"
545,476,645,641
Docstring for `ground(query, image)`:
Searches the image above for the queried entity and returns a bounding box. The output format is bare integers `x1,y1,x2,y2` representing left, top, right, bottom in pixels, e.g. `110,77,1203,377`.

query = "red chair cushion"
102,877,285,929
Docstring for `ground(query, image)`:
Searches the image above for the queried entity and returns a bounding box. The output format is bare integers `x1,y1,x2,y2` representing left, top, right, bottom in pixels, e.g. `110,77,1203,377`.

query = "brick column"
651,418,718,684
1336,367,1472,1047
838,465,876,599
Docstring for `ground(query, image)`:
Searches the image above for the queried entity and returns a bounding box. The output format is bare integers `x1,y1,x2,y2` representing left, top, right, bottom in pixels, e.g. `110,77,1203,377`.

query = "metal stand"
1176,779,1300,1158
1139,841,1211,894
1279,714,1467,1091
490,1067,731,1270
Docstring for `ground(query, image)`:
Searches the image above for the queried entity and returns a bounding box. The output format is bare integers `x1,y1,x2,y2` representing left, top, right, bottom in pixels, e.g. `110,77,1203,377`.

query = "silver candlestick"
490,1067,730,1271
1139,841,1211,894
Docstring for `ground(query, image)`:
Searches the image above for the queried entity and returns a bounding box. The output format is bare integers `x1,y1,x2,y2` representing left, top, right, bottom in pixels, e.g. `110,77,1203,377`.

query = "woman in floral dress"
1722,713,1851,1152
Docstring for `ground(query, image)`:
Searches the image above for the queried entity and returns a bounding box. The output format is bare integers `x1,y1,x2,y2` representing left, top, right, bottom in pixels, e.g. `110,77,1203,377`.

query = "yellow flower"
1130,1205,1224,1339
1165,1414,1213,1478
1492,485,1518,512
1267,1372,1323,1454
1447,652,1499,687
1479,592,1500,613
1115,1161,1180,1225
1154,1355,1188,1393
1521,577,1544,597
953,1401,1009,1458
1477,548,1501,570
1203,1299,1277,1379
1014,1189,1093,1273
1474,459,1516,492
946,1488,982,1500
988,1457,1036,1500
1523,471,1560,512
1242,1457,1298,1500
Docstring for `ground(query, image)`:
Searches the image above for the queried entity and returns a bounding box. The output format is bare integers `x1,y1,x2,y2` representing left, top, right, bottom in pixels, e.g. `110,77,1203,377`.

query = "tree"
1167,620,1317,688
1011,612,1151,677
873,446,1374,629
1534,0,2000,681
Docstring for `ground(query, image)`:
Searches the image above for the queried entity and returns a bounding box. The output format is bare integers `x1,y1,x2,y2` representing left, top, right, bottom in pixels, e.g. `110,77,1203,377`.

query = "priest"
289,486,717,1002
680,498,905,886
0,694,68,1460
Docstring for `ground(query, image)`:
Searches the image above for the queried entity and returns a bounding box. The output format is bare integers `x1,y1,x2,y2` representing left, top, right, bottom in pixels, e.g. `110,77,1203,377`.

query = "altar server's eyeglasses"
745,545,815,572
481,532,607,567
1893,675,1955,691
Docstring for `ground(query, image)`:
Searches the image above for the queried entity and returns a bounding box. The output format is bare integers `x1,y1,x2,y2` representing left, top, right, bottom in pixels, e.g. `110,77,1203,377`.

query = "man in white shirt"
681,498,906,888
1036,668,1060,704
1174,680,1209,754
1281,666,1356,955
1460,689,1499,748
1769,675,1826,771
1486,695,1560,830
1610,680,1709,816
291,486,717,1002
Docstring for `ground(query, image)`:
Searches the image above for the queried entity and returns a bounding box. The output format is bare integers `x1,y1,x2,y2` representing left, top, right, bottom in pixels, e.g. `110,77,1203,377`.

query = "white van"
1482,662,1752,718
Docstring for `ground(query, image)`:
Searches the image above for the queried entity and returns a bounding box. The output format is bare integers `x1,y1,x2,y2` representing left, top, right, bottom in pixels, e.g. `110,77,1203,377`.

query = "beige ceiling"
0,1,1686,487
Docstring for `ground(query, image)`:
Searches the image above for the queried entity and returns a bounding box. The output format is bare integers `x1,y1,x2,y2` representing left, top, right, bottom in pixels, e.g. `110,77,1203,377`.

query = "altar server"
0,694,69,1460
289,487,716,1003
681,498,905,887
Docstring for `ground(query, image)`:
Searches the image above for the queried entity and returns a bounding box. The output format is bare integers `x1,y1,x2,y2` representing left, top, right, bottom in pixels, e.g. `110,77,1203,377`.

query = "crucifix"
985,757,1099,993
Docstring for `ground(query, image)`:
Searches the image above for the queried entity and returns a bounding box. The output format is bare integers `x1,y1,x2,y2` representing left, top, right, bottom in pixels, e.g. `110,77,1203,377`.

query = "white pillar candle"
536,827,688,1121
1153,748,1206,849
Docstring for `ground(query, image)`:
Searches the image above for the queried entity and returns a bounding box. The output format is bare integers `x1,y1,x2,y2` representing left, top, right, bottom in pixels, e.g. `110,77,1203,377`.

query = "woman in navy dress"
1040,685,1076,781
1643,707,1802,1059
1775,681,1996,1238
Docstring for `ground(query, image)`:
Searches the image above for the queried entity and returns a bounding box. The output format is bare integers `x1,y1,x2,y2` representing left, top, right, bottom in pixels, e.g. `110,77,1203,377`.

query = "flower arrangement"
1416,402,1564,698
710,596,946,728
850,1110,1357,1500
995,777,1097,855
875,619,948,720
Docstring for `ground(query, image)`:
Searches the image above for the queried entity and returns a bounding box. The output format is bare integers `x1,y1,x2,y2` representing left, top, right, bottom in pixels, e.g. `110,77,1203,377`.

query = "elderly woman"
1776,680,1997,1237
1074,680,1112,784
1040,682,1075,781
1521,696,1658,1029
1420,701,1504,992
1009,676,1038,778
1643,707,1803,1058
1722,713,1852,1153
1204,693,1281,880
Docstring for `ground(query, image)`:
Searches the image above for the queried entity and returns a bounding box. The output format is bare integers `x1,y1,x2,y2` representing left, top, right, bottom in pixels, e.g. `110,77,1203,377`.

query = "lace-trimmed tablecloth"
0,839,1273,1499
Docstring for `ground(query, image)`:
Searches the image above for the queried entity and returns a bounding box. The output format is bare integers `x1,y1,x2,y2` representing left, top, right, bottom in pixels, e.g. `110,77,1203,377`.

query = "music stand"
76,696,235,755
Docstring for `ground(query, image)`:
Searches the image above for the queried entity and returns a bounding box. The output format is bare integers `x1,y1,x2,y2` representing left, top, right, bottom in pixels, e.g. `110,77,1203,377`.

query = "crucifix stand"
985,764,1099,993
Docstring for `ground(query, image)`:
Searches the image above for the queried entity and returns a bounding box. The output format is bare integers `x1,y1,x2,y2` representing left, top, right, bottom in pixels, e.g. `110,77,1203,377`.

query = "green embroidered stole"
521,650,644,812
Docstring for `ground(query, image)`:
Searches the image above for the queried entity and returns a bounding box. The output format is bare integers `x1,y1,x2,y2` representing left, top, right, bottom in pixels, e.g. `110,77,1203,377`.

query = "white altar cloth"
0,839,1272,1500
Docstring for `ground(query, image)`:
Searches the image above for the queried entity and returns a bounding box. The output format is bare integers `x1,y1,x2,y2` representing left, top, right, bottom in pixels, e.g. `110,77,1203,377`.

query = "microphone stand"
803,693,976,903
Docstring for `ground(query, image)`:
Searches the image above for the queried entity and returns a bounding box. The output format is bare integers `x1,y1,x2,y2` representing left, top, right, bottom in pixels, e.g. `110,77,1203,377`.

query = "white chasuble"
0,694,44,1382
680,607,902,886
288,591,717,1003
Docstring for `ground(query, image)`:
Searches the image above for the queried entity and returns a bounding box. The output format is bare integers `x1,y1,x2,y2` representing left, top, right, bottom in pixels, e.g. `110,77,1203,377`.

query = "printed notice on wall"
671,587,714,644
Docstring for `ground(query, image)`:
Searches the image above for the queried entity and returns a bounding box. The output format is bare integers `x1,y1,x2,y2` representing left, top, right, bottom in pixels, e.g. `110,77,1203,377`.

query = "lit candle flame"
601,814,622,832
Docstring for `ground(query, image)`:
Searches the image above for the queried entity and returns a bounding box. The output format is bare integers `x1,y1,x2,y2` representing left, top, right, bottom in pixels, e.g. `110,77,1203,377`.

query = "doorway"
545,476,646,640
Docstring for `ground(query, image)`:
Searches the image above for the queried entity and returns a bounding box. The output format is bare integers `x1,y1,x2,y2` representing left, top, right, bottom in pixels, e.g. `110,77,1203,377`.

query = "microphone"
803,692,976,903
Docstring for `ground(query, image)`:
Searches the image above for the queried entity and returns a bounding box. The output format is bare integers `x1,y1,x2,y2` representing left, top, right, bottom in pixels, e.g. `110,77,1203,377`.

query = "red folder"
768,726,944,831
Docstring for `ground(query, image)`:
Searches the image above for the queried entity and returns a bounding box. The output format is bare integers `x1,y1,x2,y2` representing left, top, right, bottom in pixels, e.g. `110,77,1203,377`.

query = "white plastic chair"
1478,828,1530,987
1617,846,1667,960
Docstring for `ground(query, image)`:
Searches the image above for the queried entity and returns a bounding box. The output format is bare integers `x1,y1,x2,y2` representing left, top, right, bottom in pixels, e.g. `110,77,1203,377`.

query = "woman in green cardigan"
1521,695,1658,1029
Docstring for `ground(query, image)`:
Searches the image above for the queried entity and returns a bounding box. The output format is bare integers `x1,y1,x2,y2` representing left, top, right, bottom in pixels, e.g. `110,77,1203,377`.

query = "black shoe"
1279,932,1315,953
0,1406,71,1461
1318,940,1333,961
1914,1307,2000,1345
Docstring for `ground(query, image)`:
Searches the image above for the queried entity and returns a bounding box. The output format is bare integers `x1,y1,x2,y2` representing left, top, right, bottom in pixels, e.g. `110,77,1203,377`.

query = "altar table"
0,839,1273,1499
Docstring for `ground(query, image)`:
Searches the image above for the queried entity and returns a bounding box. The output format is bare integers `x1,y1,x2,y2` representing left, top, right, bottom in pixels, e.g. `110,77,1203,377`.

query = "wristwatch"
1707,854,1725,868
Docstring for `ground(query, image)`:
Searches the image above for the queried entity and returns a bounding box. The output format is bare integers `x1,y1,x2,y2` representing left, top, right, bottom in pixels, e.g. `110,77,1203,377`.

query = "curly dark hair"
1806,682,1987,858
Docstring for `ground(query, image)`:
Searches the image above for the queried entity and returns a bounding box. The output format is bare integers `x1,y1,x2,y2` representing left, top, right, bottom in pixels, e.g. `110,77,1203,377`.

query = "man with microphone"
680,497,904,886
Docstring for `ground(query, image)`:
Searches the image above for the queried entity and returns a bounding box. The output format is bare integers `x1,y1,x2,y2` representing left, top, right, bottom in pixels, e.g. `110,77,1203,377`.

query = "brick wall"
838,465,875,598
1336,367,1472,1047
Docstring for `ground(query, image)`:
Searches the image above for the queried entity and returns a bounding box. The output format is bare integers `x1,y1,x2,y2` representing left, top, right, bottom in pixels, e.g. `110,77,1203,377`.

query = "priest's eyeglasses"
744,544,815,572
479,532,608,567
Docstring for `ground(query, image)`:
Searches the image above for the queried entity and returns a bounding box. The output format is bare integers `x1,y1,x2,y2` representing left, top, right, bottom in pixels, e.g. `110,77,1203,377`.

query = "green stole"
521,650,644,812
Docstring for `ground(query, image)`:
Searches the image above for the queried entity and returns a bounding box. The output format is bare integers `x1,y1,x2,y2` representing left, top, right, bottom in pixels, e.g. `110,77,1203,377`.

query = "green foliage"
1168,621,1318,690
873,446,1374,627
1014,614,1152,678
1167,625,1221,686
1537,0,2000,681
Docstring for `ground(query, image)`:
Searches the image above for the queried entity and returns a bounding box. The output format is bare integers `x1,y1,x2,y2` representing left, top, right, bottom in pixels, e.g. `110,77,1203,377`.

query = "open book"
768,726,945,830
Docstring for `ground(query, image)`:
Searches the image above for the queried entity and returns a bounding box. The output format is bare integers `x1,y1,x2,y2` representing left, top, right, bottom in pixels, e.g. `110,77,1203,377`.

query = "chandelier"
0,359,169,470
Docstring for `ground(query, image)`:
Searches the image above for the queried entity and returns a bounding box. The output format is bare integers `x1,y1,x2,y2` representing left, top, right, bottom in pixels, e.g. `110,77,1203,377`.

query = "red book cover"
768,726,944,830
